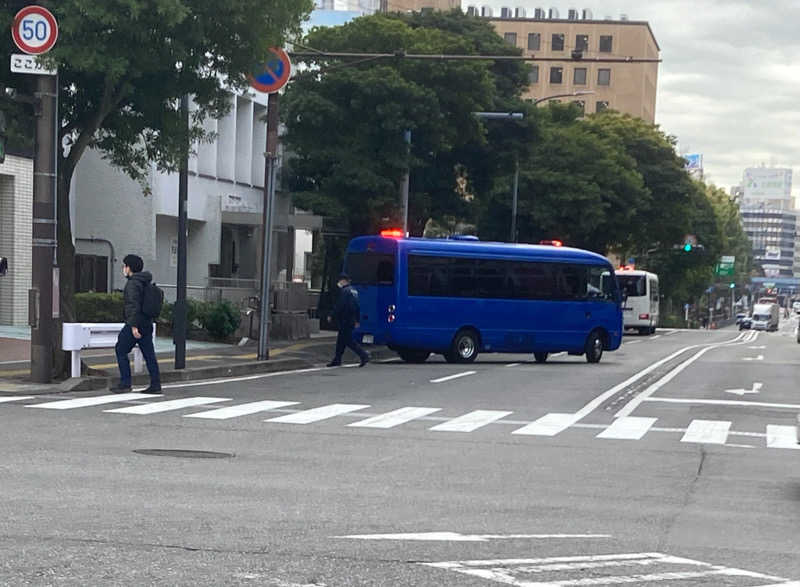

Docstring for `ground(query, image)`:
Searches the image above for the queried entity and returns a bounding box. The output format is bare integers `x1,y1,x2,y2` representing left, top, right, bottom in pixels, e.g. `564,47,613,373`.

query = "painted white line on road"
766,425,800,449
349,407,440,429
0,395,33,403
644,397,800,411
105,397,229,414
748,345,766,349
337,532,610,542
512,413,577,436
184,400,299,420
650,334,661,340
681,419,731,445
430,410,512,432
266,403,369,424
505,363,521,368
160,367,331,390
27,392,153,409
624,340,642,345
597,417,657,440
430,371,476,384
742,354,764,361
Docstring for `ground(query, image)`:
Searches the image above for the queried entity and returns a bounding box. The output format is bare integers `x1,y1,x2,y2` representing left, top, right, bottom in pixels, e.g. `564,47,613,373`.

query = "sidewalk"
0,330,395,395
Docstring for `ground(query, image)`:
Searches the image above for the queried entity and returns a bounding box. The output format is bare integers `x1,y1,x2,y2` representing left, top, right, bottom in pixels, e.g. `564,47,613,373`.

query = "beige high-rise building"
485,14,659,122
387,0,460,10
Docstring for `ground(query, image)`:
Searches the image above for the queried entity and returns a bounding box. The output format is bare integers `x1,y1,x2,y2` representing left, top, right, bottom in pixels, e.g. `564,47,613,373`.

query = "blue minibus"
343,233,623,364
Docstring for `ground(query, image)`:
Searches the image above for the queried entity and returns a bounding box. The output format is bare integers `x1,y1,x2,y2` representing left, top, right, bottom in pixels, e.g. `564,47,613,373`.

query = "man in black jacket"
327,273,369,368
112,254,162,393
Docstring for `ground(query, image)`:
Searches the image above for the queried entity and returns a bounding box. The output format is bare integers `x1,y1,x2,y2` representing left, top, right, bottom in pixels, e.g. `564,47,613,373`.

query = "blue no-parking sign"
249,47,292,94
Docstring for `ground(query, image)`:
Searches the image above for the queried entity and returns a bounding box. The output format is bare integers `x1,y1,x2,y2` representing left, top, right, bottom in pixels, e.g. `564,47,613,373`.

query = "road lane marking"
505,363,521,367
650,334,661,340
512,413,577,436
349,407,440,429
431,410,512,432
266,403,369,424
766,425,800,449
681,419,731,445
160,367,331,390
105,397,229,414
748,345,766,349
0,395,33,403
742,354,764,361
337,532,611,541
184,400,299,420
644,397,800,411
430,371,476,384
597,417,657,440
624,340,642,345
27,393,153,409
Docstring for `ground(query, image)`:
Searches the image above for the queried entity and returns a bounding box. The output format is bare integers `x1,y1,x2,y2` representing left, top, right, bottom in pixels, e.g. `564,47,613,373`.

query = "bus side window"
554,264,587,300
449,258,476,298
588,267,613,301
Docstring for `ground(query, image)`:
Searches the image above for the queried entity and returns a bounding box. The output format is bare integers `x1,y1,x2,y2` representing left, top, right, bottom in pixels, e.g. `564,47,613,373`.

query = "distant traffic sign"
249,47,292,94
12,6,58,56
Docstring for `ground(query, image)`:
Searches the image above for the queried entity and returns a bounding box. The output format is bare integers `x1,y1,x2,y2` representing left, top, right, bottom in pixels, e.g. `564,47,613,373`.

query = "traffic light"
683,243,692,252
729,283,735,289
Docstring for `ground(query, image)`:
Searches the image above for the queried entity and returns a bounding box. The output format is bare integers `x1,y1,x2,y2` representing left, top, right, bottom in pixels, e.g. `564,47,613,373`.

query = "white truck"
751,303,779,332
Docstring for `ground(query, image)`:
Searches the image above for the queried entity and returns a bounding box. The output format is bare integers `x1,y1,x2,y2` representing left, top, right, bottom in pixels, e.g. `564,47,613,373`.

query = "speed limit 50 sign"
12,5,58,55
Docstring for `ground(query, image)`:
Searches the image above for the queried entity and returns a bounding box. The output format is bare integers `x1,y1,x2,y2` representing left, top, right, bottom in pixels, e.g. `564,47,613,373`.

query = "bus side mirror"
0,257,7,276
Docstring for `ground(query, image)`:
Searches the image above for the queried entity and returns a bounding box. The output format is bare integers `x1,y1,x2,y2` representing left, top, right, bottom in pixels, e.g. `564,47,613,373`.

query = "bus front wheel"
398,349,431,363
585,330,605,364
447,329,479,363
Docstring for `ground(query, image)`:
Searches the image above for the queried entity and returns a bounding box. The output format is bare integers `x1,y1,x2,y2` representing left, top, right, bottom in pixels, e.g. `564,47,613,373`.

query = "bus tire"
534,352,548,363
398,349,430,363
638,327,650,336
449,328,479,363
585,329,605,363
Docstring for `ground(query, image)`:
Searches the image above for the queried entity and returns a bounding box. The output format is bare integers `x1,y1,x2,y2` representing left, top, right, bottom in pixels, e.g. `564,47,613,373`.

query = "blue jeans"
115,324,161,387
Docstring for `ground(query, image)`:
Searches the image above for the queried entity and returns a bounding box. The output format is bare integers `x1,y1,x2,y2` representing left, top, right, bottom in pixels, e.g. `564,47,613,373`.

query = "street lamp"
533,90,595,106
473,111,525,242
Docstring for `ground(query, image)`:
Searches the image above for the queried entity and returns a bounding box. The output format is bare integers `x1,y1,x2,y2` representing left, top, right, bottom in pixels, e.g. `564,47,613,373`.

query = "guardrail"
62,323,154,379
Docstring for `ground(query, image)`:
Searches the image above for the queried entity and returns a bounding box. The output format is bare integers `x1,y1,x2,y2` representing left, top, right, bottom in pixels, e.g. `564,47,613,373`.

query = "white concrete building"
0,154,33,326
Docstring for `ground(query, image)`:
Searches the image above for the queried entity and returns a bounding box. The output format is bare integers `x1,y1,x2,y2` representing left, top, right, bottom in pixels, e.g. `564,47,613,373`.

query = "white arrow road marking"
336,532,611,542
742,355,764,361
725,382,763,396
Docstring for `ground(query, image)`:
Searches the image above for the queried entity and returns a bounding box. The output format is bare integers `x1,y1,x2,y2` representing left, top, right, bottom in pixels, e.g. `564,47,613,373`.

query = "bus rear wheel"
585,330,605,363
448,329,479,363
534,352,548,363
398,349,431,363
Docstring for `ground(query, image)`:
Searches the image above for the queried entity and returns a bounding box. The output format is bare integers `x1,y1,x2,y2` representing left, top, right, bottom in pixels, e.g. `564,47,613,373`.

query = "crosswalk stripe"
766,425,800,449
597,417,657,440
430,410,512,432
184,400,299,420
27,393,153,410
105,397,229,414
349,407,441,429
0,396,34,403
681,419,731,445
512,413,577,436
266,403,369,424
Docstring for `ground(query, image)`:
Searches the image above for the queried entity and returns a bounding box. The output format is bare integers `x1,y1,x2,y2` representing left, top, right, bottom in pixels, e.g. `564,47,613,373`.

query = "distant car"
735,312,747,325
739,316,752,330
793,301,800,314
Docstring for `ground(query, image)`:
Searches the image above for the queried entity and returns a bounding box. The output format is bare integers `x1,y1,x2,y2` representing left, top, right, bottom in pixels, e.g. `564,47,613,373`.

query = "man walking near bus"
112,254,162,393
327,273,369,368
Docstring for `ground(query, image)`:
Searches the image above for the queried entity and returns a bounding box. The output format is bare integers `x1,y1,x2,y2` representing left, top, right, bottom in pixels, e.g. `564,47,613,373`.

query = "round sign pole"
249,48,292,360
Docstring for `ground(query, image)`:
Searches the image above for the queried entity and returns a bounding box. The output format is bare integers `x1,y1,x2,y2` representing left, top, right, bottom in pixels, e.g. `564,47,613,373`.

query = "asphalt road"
1,322,799,586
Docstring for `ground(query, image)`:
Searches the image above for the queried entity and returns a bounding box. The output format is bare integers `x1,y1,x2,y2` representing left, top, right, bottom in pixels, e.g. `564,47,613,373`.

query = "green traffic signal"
683,243,692,252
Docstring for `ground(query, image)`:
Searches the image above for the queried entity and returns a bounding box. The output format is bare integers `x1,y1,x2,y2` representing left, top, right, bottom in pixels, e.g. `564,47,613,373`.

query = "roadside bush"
198,300,241,340
158,299,209,328
75,292,124,322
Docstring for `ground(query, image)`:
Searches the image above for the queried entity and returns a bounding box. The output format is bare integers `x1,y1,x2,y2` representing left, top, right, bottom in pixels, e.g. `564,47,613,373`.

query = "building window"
528,65,539,84
504,32,517,46
574,100,585,114
573,67,587,85
527,32,541,51
552,33,565,51
74,254,109,293
596,100,609,112
550,66,563,84
575,34,589,51
598,68,611,86
599,35,613,52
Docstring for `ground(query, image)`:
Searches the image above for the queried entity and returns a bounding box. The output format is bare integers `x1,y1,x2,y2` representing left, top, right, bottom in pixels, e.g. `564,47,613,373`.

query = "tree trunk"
53,160,76,377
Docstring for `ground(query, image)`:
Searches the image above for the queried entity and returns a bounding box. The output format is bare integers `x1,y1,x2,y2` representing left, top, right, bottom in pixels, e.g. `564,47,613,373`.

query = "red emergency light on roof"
380,229,404,238
539,239,563,247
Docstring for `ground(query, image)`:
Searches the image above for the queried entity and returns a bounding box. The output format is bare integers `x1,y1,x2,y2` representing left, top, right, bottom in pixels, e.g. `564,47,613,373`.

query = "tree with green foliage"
0,0,312,343
283,9,530,237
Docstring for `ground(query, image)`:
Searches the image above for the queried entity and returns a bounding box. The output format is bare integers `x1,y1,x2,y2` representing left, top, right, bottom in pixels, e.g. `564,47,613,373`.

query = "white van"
617,269,659,335
751,303,779,332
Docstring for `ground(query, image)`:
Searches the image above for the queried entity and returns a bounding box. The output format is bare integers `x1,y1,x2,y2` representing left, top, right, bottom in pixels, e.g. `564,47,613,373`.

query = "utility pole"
30,73,58,383
174,94,189,370
510,155,519,242
379,0,389,13
258,92,279,361
401,129,411,236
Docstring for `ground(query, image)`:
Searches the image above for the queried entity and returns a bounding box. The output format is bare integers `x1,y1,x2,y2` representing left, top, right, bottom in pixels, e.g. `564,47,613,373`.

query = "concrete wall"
0,155,33,325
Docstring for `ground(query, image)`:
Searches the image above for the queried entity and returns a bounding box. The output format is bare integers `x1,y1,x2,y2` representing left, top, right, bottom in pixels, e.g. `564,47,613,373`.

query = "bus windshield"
345,252,395,285
617,274,646,297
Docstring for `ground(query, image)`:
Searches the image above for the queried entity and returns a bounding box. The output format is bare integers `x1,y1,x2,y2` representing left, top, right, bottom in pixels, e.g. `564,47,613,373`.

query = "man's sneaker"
142,386,162,394
110,384,132,394
326,361,341,368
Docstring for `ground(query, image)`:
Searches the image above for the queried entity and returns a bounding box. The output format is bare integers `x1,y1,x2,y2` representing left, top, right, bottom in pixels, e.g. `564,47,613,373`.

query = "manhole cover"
133,449,234,459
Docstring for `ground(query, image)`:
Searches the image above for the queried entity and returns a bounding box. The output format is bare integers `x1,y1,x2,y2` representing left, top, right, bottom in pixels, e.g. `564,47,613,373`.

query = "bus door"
345,251,396,344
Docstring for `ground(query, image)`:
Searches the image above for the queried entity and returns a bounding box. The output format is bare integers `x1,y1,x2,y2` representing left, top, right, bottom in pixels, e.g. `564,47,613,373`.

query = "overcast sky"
476,1,800,193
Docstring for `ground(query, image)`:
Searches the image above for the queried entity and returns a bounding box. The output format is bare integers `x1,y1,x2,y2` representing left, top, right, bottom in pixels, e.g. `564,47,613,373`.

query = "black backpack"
142,282,165,318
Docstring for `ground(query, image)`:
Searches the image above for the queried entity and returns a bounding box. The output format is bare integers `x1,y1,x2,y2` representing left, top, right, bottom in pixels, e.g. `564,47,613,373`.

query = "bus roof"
348,236,613,265
616,269,658,279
